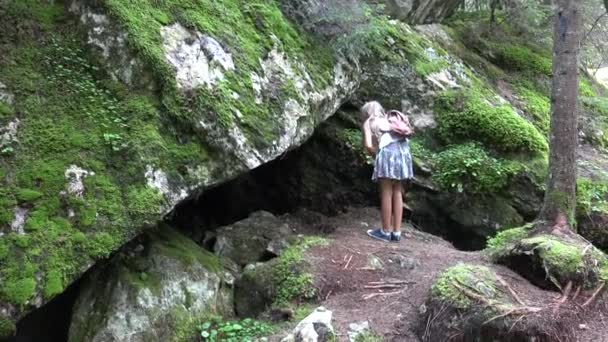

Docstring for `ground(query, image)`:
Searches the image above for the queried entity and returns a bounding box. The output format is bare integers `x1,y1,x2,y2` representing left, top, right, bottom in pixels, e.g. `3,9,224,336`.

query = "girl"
360,101,414,242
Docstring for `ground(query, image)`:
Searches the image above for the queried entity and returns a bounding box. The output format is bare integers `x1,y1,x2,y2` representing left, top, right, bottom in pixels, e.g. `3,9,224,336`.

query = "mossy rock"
487,230,608,290
233,236,327,318
434,88,548,154
419,263,564,341
68,225,232,342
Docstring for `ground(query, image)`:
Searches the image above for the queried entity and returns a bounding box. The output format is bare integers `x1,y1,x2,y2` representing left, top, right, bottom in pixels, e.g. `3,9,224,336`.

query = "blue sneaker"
367,229,391,242
391,232,402,242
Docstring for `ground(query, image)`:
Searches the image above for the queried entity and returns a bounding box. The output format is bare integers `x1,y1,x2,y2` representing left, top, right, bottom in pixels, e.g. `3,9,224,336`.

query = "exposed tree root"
553,281,573,314
496,274,526,306
582,282,605,308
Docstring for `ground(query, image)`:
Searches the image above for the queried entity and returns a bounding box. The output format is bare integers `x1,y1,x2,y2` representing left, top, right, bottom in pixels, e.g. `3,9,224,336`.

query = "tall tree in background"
538,0,581,230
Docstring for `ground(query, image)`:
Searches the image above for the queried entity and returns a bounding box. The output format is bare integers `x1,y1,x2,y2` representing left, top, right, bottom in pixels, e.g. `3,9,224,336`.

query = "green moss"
15,188,43,203
85,232,121,259
432,264,498,309
102,0,334,139
485,225,532,257
488,43,552,76
580,79,597,97
435,88,548,154
582,96,608,116
2,277,37,305
514,84,550,133
0,102,14,119
414,58,449,77
150,226,222,273
0,317,16,339
0,190,16,226
272,237,329,307
600,263,608,282
43,270,63,299
523,236,583,275
354,331,384,342
125,186,164,221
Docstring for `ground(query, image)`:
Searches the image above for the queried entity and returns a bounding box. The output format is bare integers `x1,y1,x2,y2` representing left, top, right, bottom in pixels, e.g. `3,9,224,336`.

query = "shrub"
432,143,514,195
576,178,608,216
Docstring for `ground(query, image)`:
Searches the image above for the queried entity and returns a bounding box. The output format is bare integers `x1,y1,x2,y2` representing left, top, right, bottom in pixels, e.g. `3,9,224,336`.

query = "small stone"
419,303,427,315
579,324,588,330
397,255,420,270
367,255,384,270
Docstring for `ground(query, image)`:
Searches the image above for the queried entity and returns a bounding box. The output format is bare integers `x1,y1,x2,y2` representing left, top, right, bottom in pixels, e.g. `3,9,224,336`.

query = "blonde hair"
360,101,385,123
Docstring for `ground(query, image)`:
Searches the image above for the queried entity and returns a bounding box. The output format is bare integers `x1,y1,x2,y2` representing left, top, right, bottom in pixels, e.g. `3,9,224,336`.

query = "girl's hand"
366,145,376,156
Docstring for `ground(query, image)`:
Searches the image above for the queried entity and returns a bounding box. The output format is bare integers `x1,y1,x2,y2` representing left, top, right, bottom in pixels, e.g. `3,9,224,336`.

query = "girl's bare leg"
379,179,393,232
392,181,403,232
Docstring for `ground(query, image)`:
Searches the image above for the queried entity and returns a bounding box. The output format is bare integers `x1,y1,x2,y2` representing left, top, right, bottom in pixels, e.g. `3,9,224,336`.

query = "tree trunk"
538,0,581,228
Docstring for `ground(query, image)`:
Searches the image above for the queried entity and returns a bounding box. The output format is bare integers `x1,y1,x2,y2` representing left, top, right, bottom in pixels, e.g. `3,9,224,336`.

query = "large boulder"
0,0,361,328
213,211,293,266
68,226,233,342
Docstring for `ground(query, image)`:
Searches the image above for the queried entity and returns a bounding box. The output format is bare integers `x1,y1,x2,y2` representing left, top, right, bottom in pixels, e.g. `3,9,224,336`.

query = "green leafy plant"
576,178,608,216
432,143,514,195
199,318,272,342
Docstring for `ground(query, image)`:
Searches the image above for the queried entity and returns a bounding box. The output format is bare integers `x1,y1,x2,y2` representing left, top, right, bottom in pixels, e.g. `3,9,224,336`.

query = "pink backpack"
387,110,413,137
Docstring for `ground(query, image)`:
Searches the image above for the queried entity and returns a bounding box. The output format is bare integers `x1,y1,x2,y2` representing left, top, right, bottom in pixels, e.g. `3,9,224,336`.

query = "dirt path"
301,207,608,342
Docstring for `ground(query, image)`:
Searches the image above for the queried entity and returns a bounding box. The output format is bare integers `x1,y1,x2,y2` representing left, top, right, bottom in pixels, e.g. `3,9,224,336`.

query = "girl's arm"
362,118,375,155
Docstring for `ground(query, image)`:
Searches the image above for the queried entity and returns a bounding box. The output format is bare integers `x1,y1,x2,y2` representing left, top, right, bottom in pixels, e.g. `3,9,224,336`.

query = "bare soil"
295,207,608,342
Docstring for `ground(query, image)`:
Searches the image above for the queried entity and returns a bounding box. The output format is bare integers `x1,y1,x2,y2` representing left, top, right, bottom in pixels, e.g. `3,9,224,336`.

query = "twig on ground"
344,254,353,270
583,282,606,308
325,290,333,301
572,285,582,301
363,289,404,300
340,244,362,255
508,315,526,333
367,281,416,286
364,284,404,289
496,274,525,306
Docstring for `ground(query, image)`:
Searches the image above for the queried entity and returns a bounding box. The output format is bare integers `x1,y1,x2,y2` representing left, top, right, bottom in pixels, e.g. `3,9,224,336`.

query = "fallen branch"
363,290,404,300
364,284,404,289
368,280,416,285
583,282,606,308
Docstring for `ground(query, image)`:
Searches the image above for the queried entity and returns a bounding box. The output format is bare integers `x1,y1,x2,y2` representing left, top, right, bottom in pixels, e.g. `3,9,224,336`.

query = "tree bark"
538,0,581,228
